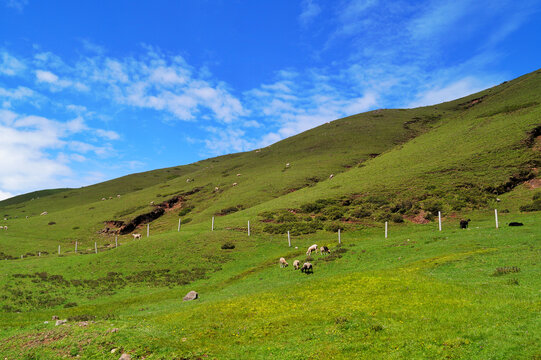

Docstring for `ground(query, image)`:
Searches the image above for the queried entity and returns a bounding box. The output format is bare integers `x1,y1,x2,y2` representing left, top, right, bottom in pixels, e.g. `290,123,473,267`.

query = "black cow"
508,222,523,226
460,219,471,229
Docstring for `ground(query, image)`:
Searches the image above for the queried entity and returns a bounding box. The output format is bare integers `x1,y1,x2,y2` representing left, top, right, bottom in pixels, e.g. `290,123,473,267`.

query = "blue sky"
1,0,540,200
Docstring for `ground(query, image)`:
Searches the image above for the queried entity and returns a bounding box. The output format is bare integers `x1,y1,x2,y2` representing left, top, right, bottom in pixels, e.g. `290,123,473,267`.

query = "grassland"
0,69,540,359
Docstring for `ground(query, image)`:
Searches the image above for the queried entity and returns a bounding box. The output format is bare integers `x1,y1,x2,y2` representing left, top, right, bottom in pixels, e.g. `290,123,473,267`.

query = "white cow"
132,233,142,239
279,257,289,268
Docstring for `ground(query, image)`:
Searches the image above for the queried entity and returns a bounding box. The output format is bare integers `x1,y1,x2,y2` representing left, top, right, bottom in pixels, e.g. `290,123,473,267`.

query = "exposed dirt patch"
524,125,541,148
485,170,535,194
525,178,541,189
103,188,202,234
406,210,430,224
457,95,487,109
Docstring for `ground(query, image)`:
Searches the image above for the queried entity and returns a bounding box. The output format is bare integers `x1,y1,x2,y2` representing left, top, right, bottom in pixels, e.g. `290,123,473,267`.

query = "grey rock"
55,319,67,326
119,353,131,360
183,290,199,301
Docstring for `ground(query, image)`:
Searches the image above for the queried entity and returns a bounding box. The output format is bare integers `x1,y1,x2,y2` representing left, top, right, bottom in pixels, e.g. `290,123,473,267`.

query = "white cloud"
0,109,120,196
0,51,26,76
0,190,14,201
95,129,120,140
408,77,496,107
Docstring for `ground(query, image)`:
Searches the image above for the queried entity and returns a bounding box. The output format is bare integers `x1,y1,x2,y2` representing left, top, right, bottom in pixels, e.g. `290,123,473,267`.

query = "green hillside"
0,69,540,359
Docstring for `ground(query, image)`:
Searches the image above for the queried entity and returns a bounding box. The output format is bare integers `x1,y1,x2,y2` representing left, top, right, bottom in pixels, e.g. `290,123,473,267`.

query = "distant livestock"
301,262,313,274
236,173,242,176
232,182,238,186
117,194,121,198
329,174,334,179
150,201,154,205
279,257,288,268
285,163,290,168
320,246,330,255
306,244,318,256
508,222,524,226
293,260,300,270
40,211,48,216
214,187,219,192
460,219,471,229
101,198,106,201
132,233,142,239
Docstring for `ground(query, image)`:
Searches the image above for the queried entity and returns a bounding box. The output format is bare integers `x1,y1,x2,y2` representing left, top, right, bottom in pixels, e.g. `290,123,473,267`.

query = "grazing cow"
508,222,524,226
300,262,313,274
232,182,238,186
236,173,242,176
293,260,300,270
329,174,334,179
320,246,330,255
214,187,219,192
279,257,288,268
306,244,318,256
285,163,290,167
40,211,48,216
4,226,7,230
460,219,471,229
132,233,142,239
117,194,121,198
101,198,106,201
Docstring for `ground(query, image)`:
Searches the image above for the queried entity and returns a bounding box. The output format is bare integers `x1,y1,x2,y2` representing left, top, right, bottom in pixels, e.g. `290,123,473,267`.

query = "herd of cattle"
279,244,331,274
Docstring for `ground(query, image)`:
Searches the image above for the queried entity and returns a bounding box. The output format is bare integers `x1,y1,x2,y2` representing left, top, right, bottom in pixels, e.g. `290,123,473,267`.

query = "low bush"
221,242,235,250
493,266,520,276
391,213,404,223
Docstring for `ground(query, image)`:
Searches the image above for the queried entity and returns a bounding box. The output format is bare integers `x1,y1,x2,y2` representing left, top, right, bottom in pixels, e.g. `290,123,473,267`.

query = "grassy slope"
0,69,540,359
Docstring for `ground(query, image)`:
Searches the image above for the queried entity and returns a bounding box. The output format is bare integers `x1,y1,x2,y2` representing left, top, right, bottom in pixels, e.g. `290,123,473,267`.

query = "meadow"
0,69,540,358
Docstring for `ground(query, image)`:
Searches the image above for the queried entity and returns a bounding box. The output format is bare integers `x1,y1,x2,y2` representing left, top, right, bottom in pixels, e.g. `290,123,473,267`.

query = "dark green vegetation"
0,69,540,359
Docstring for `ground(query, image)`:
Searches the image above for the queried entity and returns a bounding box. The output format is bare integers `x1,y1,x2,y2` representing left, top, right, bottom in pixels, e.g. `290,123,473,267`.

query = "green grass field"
0,69,540,359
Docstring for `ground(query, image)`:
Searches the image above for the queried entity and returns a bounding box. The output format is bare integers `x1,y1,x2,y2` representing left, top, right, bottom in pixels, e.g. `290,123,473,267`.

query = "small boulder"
111,348,118,354
183,291,199,301
55,319,67,326
119,354,131,360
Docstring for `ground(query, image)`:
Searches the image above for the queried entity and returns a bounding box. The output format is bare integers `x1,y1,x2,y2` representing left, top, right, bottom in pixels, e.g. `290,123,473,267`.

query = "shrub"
221,242,235,250
493,266,520,276
391,213,404,223
217,206,239,216
275,212,297,223
423,199,443,216
258,211,275,221
48,222,56,225
350,207,371,219
182,218,192,224
323,206,344,220
324,222,342,232
178,206,194,216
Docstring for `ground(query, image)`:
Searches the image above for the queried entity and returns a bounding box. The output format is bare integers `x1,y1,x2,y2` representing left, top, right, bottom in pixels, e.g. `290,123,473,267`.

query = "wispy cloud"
3,0,28,12
299,0,322,27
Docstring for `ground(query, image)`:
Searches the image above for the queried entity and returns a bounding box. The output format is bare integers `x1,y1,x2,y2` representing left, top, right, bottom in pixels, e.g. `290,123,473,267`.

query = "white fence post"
147,224,150,237
178,218,181,232
438,211,442,231
287,231,291,247
338,228,341,244
248,220,250,236
95,242,97,254
58,245,60,255
385,222,388,239
212,217,214,231
75,241,78,253
495,209,499,229
115,235,118,248
38,252,41,257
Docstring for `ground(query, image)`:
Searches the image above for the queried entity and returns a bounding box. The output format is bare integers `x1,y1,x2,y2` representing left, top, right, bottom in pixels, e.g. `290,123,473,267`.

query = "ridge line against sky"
1,0,540,200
